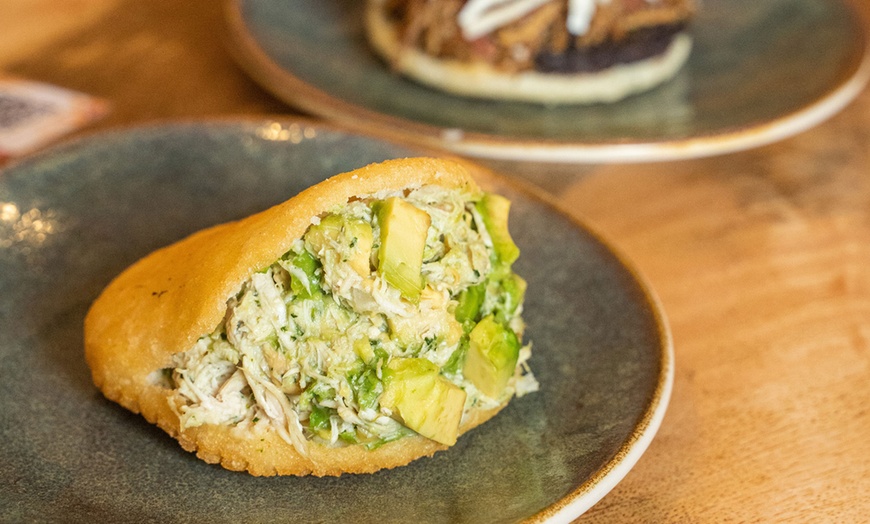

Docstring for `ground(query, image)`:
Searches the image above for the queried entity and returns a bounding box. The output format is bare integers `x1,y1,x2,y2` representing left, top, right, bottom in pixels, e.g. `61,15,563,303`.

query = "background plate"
226,0,870,162
0,119,671,523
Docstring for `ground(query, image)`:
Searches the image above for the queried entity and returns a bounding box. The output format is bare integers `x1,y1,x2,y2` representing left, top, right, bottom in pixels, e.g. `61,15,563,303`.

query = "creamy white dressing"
458,0,641,40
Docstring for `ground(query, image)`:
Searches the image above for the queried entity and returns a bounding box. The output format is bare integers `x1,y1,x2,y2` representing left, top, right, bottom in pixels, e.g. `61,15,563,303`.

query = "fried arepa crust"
84,157,510,476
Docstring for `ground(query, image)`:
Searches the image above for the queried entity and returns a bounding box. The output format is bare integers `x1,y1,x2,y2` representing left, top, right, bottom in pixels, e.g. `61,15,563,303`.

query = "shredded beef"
385,0,694,73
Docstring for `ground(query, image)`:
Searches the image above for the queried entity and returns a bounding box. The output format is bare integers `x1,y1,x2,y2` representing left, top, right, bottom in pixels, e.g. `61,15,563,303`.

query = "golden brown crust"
84,157,511,476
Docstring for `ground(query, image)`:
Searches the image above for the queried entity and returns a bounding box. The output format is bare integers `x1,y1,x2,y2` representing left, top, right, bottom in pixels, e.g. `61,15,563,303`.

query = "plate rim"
518,194,674,523
223,0,870,163
1,116,673,522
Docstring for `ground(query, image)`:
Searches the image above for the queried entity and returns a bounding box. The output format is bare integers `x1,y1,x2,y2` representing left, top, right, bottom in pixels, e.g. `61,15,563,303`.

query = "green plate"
0,119,671,522
226,0,870,162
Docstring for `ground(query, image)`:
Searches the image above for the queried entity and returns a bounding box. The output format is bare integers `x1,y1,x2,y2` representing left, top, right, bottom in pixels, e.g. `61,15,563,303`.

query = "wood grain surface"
2,0,869,521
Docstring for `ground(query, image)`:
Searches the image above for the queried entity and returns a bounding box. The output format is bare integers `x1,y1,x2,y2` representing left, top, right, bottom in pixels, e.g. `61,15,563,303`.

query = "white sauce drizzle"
457,0,625,40
567,0,610,36
458,0,553,40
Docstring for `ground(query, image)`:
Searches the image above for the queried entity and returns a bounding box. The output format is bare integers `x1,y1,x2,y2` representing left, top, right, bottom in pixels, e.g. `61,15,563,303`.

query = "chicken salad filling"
162,185,537,456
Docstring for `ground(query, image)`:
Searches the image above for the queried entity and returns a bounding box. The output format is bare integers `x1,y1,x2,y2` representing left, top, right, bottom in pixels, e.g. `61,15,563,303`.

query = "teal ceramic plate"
226,0,870,163
0,119,672,523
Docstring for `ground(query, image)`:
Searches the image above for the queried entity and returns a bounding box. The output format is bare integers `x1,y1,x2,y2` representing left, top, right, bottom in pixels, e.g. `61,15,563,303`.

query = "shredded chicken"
242,356,309,456
168,186,536,451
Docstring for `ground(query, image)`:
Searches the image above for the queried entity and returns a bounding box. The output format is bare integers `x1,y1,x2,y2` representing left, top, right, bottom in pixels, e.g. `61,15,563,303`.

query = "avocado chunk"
476,193,519,265
464,315,520,399
386,315,418,349
287,250,322,299
346,219,374,277
495,273,527,324
353,337,375,364
347,362,384,411
379,357,466,446
304,214,373,277
454,282,486,328
376,197,431,301
304,214,341,254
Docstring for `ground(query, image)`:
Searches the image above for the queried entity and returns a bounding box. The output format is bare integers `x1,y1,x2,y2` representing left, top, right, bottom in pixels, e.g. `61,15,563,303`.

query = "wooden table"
3,1,869,521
